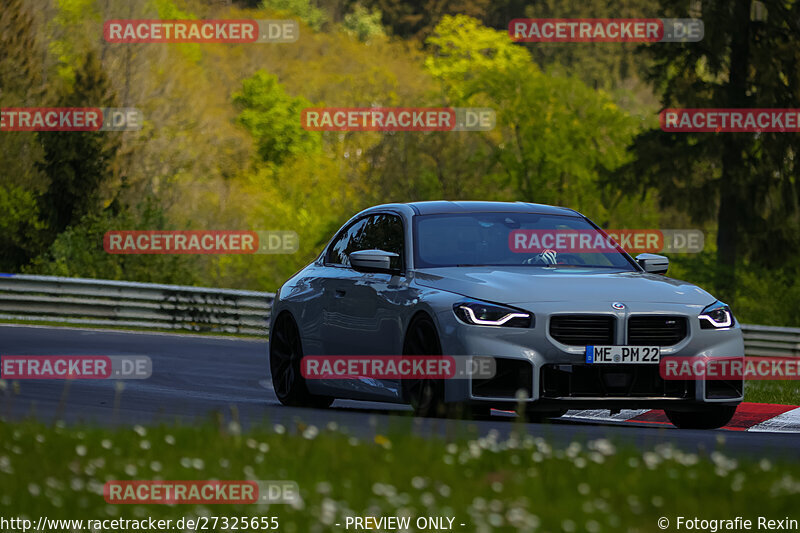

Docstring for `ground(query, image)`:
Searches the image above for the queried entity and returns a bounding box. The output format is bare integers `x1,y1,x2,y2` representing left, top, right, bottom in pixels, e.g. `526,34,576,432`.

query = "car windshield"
414,212,638,270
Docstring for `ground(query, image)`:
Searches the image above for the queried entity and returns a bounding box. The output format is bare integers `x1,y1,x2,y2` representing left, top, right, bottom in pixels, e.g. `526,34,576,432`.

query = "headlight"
699,301,734,329
453,300,533,328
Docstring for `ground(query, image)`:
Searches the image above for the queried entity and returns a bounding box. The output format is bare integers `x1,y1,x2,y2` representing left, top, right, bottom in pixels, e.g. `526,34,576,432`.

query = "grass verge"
1,418,799,532
745,380,800,405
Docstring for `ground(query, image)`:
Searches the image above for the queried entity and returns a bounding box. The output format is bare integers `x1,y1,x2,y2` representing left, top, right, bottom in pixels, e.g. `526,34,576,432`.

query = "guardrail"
0,274,274,336
1,274,800,351
741,323,800,359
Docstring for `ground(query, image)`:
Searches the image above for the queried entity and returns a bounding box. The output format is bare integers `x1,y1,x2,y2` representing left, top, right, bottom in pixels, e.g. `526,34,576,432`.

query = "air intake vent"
550,315,615,346
628,316,688,346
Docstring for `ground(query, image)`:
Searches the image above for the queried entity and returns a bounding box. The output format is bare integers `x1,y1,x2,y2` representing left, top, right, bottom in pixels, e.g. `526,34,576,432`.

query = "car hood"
413,267,715,305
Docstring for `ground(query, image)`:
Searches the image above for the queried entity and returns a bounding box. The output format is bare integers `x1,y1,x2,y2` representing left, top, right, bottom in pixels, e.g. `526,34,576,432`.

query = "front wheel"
665,405,737,429
402,315,446,417
401,315,488,419
269,313,333,408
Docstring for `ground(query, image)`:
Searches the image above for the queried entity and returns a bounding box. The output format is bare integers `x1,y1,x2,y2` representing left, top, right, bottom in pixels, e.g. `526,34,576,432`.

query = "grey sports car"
269,201,744,429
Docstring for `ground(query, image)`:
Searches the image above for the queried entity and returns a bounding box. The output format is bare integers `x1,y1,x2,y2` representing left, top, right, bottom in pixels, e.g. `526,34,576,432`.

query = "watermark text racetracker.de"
103,230,299,254
103,480,299,505
661,356,800,381
301,107,495,132
509,229,704,254
1,108,142,131
302,355,496,380
660,109,800,132
104,19,298,43
509,18,703,42
1,355,151,380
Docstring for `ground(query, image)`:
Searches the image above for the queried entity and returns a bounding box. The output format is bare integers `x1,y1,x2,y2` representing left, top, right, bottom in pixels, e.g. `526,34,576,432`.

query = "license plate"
585,345,660,364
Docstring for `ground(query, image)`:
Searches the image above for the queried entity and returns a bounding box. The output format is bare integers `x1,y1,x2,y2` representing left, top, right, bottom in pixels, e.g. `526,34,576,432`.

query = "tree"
0,186,45,272
342,4,387,42
0,0,43,99
233,71,321,167
619,0,800,302
262,0,328,31
25,197,202,285
424,15,641,218
0,0,49,270
516,0,659,97
37,51,120,241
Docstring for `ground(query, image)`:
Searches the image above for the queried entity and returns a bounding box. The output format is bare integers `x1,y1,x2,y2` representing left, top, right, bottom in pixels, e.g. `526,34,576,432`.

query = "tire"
400,315,490,420
269,312,333,408
665,405,737,429
401,315,445,417
401,314,449,418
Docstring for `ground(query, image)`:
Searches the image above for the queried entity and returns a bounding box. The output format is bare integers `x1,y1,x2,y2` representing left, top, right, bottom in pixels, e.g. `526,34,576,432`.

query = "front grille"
540,364,694,399
628,316,688,346
550,315,615,346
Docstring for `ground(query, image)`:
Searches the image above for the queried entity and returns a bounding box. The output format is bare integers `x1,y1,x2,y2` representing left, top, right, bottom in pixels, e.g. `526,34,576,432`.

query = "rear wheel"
270,313,333,408
665,405,737,429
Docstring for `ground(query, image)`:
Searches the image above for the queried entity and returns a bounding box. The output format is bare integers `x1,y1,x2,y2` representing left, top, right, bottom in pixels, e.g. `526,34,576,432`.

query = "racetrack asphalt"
1,324,799,459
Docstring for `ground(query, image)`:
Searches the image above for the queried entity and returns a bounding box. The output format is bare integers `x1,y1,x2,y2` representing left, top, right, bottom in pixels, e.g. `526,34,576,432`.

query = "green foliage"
617,0,800,303
342,4,386,42
0,0,796,326
425,16,641,217
25,199,202,285
150,0,194,19
670,251,800,327
0,0,48,215
150,0,202,62
0,0,44,98
217,154,362,290
48,0,101,86
36,51,120,243
262,0,328,31
425,15,529,101
518,0,659,99
0,186,46,272
233,71,322,166
343,0,492,39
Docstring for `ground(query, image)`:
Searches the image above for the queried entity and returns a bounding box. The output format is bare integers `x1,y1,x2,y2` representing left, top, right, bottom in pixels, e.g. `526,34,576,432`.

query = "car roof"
405,201,581,217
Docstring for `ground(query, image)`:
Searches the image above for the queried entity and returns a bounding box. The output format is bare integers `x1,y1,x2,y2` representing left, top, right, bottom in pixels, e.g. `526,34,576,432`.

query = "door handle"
335,289,346,298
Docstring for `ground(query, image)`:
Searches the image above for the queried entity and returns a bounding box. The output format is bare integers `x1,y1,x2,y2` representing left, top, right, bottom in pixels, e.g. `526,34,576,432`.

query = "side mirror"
636,253,669,274
349,249,401,274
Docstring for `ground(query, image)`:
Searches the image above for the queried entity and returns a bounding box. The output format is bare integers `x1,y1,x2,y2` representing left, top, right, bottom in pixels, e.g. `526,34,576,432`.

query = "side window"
326,214,405,270
327,217,369,266
362,214,404,271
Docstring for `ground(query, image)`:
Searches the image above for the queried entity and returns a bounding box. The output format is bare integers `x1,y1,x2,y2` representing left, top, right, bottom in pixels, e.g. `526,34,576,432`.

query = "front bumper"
434,301,745,410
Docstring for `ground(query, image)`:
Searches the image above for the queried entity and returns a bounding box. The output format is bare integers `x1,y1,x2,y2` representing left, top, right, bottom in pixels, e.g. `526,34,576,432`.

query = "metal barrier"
1,274,800,351
741,323,800,358
0,274,273,335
